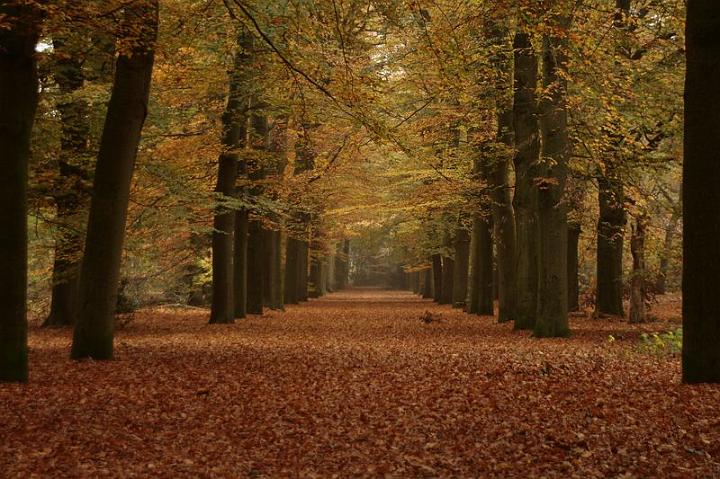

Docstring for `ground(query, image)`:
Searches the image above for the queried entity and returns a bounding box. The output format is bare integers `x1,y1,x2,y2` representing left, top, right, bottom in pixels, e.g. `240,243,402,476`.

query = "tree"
0,2,41,382
210,30,250,324
682,0,720,383
71,0,158,359
534,11,571,338
511,30,540,331
452,224,470,308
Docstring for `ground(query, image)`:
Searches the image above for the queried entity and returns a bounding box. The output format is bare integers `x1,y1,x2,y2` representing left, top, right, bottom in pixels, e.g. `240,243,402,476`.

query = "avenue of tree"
0,0,717,384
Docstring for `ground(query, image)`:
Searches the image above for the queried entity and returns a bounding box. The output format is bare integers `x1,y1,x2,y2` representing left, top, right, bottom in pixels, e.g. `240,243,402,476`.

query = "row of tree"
1,0,719,385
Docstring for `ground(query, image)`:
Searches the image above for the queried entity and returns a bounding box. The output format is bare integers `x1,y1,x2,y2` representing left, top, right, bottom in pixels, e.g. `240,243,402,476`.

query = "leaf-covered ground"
2,289,719,478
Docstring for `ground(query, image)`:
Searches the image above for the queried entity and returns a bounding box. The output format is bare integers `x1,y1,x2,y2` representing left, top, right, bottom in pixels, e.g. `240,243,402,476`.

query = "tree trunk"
441,256,454,305
682,0,720,383
596,174,625,316
71,1,158,359
233,209,248,318
0,4,41,382
657,203,680,294
534,22,570,339
44,34,92,327
210,30,250,324
422,268,433,299
298,238,309,301
488,26,517,323
629,215,647,324
309,249,322,298
512,31,540,330
468,214,494,316
247,218,265,314
567,222,581,312
284,237,300,304
452,227,470,308
431,254,443,302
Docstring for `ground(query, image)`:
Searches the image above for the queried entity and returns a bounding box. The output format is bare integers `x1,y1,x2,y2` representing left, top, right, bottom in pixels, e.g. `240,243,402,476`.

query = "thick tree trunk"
266,229,283,309
71,1,158,359
211,28,251,323
596,174,625,316
440,256,454,305
233,209,248,318
534,22,571,338
512,31,540,330
0,4,40,382
629,215,647,324
567,222,581,312
682,0,720,383
431,254,443,302
468,214,494,316
452,227,470,308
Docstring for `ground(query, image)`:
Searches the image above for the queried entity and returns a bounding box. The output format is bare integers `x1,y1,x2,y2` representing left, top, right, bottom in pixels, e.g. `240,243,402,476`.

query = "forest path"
1,289,719,477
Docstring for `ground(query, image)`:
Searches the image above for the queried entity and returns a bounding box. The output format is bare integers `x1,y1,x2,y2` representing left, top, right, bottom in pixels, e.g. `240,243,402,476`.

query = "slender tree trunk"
596,173,625,316
567,222,581,312
534,20,571,338
233,209,248,318
0,4,41,382
657,202,680,294
682,0,720,383
452,227,470,308
468,214,494,316
629,215,647,324
431,254,443,302
512,31,540,330
71,1,158,359
336,240,350,290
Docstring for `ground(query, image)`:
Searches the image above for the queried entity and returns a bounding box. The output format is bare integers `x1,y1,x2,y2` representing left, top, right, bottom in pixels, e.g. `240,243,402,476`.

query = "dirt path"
1,289,719,477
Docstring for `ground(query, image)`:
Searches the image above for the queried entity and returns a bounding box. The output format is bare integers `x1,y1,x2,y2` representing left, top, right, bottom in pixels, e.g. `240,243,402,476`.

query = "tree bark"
431,254,443,302
567,222,581,312
468,214,494,316
422,268,433,299
657,197,681,294
441,256,454,305
210,30,250,324
0,4,41,382
71,1,158,359
247,217,264,314
596,173,625,316
233,209,248,318
284,237,300,304
452,227,470,308
682,0,720,383
629,215,647,324
512,31,540,330
534,21,571,338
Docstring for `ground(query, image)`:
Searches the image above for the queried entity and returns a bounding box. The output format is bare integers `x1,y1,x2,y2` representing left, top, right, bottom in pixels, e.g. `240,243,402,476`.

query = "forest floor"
2,289,719,478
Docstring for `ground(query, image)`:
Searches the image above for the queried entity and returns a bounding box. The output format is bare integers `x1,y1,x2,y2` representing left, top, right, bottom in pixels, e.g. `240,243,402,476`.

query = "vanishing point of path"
1,288,719,477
